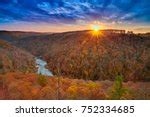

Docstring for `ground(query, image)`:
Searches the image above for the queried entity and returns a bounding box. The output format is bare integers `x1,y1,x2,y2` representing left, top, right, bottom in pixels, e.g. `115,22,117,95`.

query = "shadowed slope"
0,39,36,73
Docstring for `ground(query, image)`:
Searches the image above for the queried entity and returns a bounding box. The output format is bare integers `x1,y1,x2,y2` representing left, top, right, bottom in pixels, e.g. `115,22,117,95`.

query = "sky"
0,0,150,33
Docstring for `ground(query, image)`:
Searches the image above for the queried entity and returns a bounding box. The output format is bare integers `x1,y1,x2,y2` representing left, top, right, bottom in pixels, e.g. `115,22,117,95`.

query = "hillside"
0,31,45,42
0,39,36,74
15,31,150,81
0,72,149,100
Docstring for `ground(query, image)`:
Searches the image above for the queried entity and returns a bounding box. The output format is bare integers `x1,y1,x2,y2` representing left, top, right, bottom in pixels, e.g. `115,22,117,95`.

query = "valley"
0,30,150,99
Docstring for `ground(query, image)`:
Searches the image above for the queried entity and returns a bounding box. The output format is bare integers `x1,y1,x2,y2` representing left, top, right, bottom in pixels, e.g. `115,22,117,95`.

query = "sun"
90,25,102,37
89,23,103,37
92,25,100,32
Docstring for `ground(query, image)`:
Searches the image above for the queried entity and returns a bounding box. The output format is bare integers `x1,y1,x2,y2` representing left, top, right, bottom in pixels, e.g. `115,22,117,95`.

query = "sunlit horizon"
0,21,150,34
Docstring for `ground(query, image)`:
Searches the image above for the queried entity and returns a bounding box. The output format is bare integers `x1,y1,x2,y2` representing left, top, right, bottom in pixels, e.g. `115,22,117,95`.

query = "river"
35,58,53,76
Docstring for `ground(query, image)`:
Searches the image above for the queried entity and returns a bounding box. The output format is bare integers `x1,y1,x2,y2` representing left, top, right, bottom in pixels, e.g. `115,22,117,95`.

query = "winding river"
36,58,53,76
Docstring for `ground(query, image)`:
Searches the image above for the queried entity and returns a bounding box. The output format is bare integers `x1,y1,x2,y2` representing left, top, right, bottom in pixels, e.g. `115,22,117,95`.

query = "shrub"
66,85,78,99
7,82,21,99
39,86,56,100
108,75,128,100
37,75,48,87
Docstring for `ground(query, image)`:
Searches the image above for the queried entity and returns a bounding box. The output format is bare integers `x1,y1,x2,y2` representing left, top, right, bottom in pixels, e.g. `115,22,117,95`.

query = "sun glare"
92,25,100,32
90,25,102,37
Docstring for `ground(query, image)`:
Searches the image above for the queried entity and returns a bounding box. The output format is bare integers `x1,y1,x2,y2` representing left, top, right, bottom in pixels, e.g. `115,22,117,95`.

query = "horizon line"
0,29,150,34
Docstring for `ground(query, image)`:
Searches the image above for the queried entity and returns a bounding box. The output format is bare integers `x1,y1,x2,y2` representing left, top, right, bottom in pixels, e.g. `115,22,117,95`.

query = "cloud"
0,0,149,25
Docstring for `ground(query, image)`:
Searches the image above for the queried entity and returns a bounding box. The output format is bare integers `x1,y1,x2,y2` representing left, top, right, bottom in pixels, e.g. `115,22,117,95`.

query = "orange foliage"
0,72,150,99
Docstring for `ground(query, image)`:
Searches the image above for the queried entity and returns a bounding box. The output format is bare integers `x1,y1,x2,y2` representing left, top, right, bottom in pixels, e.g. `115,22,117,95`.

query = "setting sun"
92,25,100,32
90,24,102,37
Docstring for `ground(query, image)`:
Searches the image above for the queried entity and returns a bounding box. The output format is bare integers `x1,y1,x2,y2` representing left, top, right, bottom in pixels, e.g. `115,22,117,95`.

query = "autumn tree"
109,75,128,100
37,75,48,87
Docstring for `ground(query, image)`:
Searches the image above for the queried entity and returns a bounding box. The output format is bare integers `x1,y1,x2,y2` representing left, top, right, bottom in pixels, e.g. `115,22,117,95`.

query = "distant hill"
0,30,46,42
0,39,36,73
138,33,150,38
